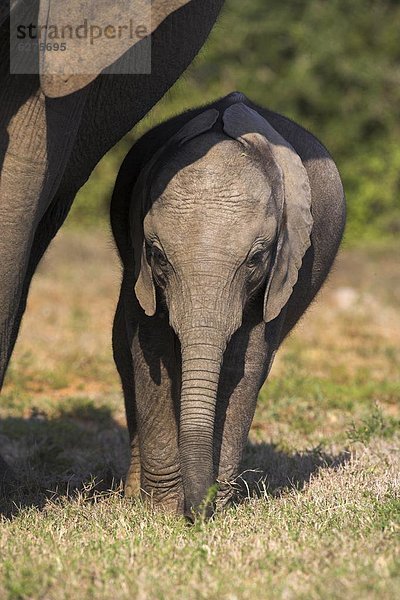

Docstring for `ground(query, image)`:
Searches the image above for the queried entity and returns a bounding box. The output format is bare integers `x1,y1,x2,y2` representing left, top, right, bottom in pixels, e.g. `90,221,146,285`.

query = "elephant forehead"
145,194,278,259
151,135,271,207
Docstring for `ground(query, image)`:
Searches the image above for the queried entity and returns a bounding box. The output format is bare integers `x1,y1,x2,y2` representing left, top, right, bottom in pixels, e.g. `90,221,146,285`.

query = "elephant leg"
214,309,271,504
215,244,341,505
0,187,85,486
129,312,183,514
2,190,75,380
112,293,141,498
0,77,87,389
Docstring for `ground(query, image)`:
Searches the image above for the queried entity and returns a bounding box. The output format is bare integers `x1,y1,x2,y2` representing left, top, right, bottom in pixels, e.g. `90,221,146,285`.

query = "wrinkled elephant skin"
111,92,346,517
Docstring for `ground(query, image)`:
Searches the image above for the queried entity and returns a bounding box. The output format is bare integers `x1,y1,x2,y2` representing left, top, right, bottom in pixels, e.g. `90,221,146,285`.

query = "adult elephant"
0,0,224,482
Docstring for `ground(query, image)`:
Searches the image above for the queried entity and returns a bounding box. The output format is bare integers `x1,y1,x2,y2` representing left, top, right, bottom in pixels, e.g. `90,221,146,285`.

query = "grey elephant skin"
111,92,346,518
0,1,224,487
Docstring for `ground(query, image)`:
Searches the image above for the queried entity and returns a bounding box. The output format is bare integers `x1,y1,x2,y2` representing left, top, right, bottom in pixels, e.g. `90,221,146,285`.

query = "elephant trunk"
178,325,226,518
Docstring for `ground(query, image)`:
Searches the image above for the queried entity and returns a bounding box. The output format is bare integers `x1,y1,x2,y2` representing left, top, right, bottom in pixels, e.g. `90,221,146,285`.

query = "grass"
0,229,399,599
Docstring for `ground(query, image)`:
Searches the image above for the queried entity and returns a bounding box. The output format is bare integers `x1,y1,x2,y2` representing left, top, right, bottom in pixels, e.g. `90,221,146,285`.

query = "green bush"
70,0,400,244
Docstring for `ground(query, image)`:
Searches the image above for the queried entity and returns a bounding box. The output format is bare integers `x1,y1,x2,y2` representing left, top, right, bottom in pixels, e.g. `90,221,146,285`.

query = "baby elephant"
111,92,345,518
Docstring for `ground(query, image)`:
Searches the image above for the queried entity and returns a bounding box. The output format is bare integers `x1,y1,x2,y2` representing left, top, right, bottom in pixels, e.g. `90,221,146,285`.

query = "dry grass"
0,228,399,599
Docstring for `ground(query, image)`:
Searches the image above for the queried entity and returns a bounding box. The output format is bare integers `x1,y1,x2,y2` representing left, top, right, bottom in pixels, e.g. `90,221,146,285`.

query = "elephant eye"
247,248,266,269
151,245,168,269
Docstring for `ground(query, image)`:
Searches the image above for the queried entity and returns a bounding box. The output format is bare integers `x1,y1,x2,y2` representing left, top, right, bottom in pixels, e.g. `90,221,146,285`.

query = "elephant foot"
124,439,141,498
215,470,242,509
216,485,235,508
124,467,141,498
147,491,185,516
140,465,184,515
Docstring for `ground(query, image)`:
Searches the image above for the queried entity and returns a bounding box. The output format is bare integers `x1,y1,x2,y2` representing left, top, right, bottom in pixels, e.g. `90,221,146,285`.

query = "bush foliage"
71,0,400,244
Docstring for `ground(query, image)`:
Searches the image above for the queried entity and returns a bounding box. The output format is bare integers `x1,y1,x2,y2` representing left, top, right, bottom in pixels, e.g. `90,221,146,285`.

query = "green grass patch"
347,406,400,444
257,376,400,440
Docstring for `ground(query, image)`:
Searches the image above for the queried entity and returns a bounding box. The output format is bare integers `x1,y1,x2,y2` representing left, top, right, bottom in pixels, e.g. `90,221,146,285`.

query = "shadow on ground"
0,404,129,519
0,406,351,518
237,442,351,498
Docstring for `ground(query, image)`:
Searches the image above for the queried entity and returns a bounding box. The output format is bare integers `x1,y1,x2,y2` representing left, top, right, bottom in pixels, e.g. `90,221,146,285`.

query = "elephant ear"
38,0,192,97
223,103,313,322
133,108,220,316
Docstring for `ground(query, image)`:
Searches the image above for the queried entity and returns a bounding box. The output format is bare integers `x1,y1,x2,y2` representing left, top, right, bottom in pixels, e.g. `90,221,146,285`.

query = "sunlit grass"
0,231,399,599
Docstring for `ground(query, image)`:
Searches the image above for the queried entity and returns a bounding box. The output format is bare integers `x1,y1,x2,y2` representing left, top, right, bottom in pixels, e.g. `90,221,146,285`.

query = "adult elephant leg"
3,181,87,384
130,310,183,513
0,76,87,388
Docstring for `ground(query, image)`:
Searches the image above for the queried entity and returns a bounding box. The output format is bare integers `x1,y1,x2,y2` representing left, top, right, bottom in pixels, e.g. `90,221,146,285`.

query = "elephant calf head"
131,99,313,517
